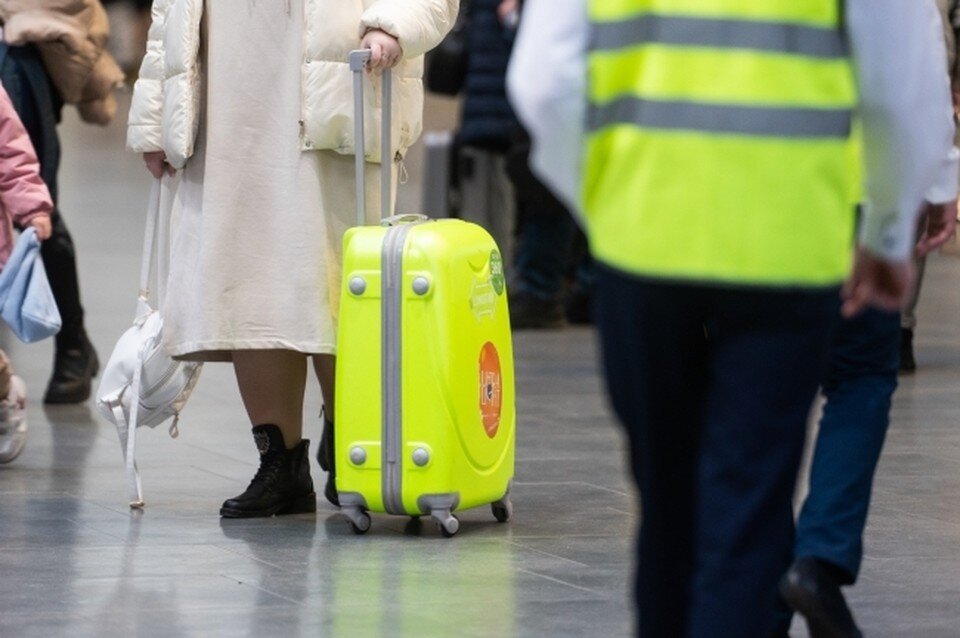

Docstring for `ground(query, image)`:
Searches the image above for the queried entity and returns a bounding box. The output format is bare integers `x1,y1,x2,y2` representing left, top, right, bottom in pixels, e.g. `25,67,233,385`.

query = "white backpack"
96,178,202,508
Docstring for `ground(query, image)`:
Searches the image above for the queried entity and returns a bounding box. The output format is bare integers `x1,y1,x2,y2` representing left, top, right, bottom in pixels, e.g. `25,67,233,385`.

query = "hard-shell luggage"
335,50,516,537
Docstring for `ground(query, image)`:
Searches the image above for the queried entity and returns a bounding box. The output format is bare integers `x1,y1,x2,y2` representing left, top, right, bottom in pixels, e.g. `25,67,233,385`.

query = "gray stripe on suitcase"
381,223,414,515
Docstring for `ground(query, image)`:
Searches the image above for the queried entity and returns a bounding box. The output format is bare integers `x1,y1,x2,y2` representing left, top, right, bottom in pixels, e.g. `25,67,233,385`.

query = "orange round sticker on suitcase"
479,342,502,438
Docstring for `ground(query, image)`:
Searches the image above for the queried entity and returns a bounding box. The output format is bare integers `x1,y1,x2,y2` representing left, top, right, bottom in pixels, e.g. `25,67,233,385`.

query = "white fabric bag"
96,178,202,508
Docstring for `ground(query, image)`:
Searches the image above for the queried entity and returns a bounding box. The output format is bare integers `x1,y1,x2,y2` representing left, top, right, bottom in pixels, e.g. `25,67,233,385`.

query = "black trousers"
1,44,86,349
595,265,840,637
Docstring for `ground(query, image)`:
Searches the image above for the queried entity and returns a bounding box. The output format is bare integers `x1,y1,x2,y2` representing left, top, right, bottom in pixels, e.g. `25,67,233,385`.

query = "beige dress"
164,0,389,362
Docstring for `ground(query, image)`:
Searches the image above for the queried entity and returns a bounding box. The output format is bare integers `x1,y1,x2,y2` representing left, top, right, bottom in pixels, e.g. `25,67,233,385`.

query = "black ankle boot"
44,332,99,404
220,425,317,518
317,414,339,507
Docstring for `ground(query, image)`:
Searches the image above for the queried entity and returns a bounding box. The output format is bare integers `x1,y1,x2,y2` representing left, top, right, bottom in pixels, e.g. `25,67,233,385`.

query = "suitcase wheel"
492,499,512,523
348,511,372,535
432,510,460,538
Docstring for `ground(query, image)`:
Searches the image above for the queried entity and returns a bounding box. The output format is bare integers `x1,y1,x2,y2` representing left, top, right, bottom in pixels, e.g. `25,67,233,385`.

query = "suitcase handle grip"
350,49,393,227
381,213,428,227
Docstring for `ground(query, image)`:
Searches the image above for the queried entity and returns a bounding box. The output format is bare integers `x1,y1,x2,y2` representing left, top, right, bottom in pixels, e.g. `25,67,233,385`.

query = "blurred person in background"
509,0,954,635
782,3,960,635
900,0,960,373
0,82,54,462
0,0,124,403
452,0,590,329
101,0,153,79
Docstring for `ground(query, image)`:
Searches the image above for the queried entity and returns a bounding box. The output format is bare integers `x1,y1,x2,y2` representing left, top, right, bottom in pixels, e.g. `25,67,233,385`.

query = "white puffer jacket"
126,0,457,168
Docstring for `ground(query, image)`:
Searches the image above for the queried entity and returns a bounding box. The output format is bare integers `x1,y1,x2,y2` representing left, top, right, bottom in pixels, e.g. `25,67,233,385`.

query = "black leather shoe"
220,425,317,518
899,327,916,374
44,335,99,404
780,558,863,638
316,414,339,507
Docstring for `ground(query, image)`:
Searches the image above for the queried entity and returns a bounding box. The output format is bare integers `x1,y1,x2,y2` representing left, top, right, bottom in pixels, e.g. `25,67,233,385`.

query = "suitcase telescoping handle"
350,49,393,227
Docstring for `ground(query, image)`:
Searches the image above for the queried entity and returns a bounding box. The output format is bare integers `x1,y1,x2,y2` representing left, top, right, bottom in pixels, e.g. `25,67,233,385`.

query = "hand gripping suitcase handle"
350,49,393,227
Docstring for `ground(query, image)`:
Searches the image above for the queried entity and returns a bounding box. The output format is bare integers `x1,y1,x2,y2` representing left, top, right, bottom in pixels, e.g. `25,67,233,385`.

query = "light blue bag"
0,227,61,342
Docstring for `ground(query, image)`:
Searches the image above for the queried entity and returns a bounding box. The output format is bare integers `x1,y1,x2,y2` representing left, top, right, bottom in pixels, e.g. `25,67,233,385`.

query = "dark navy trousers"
595,265,840,638
794,308,900,582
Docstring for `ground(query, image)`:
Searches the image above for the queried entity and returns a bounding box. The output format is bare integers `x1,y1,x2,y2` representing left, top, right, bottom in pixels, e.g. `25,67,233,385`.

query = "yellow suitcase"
335,51,515,536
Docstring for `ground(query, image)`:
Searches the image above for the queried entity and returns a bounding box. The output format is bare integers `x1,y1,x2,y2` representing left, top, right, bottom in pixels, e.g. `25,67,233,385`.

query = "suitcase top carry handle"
350,49,393,227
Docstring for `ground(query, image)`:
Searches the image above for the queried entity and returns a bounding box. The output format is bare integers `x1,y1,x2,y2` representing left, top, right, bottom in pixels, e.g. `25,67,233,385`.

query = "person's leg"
1,45,97,403
795,307,900,579
783,308,900,635
510,199,577,327
233,350,308,444
794,310,900,601
220,350,316,518
565,231,595,325
312,354,338,506
686,287,839,638
506,139,578,329
595,266,709,637
899,253,926,373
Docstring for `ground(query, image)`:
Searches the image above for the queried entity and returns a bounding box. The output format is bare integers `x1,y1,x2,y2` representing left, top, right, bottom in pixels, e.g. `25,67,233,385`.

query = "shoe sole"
0,436,26,464
220,492,317,519
43,385,92,405
780,581,863,638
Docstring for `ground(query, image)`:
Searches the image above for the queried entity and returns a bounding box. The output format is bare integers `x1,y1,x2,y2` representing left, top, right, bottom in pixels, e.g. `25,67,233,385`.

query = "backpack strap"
110,342,147,508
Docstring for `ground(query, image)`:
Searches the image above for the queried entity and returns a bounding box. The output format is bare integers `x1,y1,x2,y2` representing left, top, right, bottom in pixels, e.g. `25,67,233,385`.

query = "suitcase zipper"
381,223,415,515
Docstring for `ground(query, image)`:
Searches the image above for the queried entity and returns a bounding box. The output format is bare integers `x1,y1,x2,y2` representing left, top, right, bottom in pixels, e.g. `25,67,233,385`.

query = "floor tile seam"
62,517,142,543
504,540,592,568
211,543,289,571
508,479,634,498
219,573,307,606
514,567,605,597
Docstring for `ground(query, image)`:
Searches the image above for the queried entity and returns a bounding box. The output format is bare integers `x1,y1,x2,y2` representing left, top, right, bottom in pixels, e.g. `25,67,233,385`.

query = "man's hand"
361,29,403,70
841,248,914,318
143,151,176,179
916,198,959,256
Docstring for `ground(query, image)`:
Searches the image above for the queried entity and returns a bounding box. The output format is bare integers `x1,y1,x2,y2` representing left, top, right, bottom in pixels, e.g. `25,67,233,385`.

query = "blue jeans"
595,265,840,637
794,308,900,582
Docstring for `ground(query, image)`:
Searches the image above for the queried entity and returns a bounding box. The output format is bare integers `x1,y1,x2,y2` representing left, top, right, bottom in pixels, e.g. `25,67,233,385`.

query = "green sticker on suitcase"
490,250,505,295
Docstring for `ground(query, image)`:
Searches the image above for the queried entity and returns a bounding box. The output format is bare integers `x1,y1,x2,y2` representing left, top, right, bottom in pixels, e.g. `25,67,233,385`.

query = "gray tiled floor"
1,96,960,637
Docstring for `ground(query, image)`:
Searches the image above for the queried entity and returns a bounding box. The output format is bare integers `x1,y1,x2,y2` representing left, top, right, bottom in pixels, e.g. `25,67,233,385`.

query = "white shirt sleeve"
506,0,589,218
850,0,957,260
925,145,960,204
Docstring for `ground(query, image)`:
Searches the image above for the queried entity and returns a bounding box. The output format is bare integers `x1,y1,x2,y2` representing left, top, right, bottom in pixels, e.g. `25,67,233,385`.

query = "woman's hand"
361,29,403,70
30,215,52,241
144,151,176,179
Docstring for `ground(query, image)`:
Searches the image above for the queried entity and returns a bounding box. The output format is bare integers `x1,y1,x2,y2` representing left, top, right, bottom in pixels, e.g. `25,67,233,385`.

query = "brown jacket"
0,0,124,125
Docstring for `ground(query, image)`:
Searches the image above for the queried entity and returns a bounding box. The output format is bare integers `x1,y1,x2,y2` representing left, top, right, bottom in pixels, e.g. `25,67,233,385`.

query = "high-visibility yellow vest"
583,0,859,286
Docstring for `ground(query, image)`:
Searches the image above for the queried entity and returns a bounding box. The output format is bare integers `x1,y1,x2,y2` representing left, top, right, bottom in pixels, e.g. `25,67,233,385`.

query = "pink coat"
0,83,53,268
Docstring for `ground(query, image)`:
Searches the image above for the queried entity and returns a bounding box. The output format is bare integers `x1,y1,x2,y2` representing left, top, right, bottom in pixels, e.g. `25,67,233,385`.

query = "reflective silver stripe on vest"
590,14,846,58
588,97,852,138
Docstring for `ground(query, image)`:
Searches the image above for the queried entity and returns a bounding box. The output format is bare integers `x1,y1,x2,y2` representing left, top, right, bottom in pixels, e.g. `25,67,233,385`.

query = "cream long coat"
126,0,458,167
0,0,124,125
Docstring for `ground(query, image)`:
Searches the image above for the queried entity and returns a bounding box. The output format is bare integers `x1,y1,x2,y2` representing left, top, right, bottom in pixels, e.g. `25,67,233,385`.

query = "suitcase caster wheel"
492,500,512,523
349,512,371,535
437,515,460,538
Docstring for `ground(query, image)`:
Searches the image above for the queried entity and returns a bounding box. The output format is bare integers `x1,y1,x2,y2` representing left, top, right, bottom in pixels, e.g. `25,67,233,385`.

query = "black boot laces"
247,451,287,492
